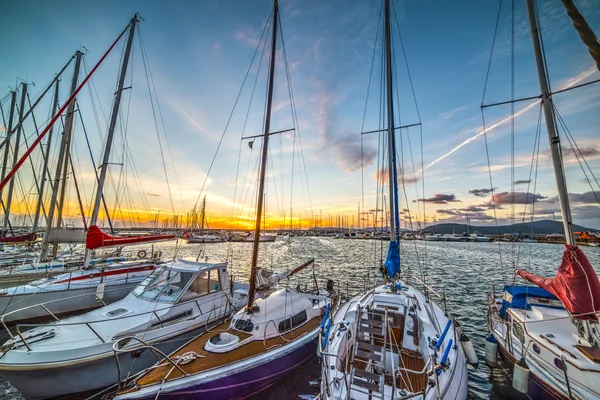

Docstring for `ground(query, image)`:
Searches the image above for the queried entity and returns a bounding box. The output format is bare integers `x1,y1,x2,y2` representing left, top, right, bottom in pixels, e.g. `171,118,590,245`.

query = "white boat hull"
0,323,213,400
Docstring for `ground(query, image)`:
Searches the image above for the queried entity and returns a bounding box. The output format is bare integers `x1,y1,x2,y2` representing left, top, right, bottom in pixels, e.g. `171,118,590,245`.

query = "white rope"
172,351,204,365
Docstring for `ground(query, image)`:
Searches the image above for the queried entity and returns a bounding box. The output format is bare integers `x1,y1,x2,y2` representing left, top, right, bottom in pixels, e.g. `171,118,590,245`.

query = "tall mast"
525,0,574,244
247,0,278,311
0,91,17,234
31,80,60,238
2,84,28,233
200,195,206,233
84,16,137,267
40,51,83,261
384,0,400,244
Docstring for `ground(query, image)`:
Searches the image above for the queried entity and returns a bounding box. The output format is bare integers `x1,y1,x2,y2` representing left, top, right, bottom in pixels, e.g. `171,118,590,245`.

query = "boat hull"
120,336,318,400
0,324,212,400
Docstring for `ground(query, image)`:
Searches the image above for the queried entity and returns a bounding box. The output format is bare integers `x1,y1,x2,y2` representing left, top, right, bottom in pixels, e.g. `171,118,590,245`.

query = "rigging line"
553,104,600,202
480,108,505,282
278,13,313,221
69,153,87,230
527,122,542,269
138,27,186,214
138,30,176,219
232,14,271,229
76,106,113,230
481,0,505,106
25,94,49,222
0,56,75,154
0,22,132,193
192,10,273,212
516,105,543,270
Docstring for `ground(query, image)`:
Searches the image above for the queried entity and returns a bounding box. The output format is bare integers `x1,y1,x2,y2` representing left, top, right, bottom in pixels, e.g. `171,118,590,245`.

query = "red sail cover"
516,245,600,320
0,232,37,243
86,225,175,250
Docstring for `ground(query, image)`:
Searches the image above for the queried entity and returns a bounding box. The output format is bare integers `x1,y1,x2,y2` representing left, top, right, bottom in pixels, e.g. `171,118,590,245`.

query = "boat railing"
112,336,188,390
1,286,235,351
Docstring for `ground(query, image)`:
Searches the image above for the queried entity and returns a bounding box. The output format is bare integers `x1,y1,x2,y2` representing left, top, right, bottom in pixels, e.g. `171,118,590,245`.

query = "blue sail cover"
384,241,400,278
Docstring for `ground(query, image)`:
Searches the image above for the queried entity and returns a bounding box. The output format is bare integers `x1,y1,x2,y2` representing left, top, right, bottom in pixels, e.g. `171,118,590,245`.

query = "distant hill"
424,220,595,235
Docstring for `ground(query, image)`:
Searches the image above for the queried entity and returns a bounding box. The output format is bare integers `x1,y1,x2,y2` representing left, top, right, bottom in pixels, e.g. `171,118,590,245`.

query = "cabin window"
512,323,525,343
235,318,254,333
134,269,195,303
279,310,308,333
210,269,221,291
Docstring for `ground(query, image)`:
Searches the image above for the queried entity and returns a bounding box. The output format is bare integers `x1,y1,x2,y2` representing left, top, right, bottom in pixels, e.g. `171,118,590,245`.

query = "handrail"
3,287,234,349
112,336,187,390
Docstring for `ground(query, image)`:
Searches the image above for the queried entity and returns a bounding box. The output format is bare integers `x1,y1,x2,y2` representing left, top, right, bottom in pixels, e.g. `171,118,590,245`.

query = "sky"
0,0,599,231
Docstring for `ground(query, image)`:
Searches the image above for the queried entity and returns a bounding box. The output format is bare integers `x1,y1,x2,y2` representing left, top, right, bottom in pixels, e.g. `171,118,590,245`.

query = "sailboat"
109,2,338,399
319,1,473,399
185,196,227,243
486,1,600,398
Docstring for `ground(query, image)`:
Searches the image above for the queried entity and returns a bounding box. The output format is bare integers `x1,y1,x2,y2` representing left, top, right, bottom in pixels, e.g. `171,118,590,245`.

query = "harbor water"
1,236,598,399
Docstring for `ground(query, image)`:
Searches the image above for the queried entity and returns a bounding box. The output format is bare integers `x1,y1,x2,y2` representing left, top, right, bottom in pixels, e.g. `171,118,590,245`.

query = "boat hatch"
205,331,240,352
104,308,131,318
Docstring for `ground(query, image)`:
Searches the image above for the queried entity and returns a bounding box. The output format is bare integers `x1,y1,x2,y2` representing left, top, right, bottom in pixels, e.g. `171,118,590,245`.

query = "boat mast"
525,0,575,245
40,51,83,262
31,80,60,240
83,16,137,266
200,195,206,233
2,83,28,234
247,0,278,312
384,0,400,244
0,91,16,235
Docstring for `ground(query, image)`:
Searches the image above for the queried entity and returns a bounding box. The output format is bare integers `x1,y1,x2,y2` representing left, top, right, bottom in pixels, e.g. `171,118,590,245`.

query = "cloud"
439,106,466,120
545,145,600,160
311,78,377,171
490,191,550,204
373,167,419,185
469,188,493,197
514,180,531,185
435,208,494,221
569,191,600,204
461,205,486,212
417,194,460,204
146,193,160,197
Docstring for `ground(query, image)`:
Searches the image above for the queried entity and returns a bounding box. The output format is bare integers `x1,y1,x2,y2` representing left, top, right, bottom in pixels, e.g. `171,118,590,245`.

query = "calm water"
1,237,599,399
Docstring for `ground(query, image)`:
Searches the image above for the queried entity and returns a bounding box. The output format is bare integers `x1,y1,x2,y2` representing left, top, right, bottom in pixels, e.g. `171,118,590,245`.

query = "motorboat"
0,259,158,324
469,232,491,242
0,258,249,399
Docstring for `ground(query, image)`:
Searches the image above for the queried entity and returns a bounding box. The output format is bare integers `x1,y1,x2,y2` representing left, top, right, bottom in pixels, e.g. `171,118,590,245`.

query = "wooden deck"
135,316,320,387
396,348,427,392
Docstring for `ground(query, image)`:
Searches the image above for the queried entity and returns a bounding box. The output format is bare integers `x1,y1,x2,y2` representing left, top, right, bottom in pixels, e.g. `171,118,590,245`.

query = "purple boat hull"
135,336,318,400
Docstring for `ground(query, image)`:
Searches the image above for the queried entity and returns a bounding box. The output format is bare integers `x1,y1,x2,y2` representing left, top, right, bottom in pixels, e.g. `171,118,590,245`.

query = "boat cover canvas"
384,241,400,278
516,245,600,320
500,285,559,317
86,225,175,250
0,232,37,243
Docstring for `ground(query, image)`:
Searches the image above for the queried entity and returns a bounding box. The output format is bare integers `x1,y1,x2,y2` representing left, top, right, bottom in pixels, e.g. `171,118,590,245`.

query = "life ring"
137,250,147,258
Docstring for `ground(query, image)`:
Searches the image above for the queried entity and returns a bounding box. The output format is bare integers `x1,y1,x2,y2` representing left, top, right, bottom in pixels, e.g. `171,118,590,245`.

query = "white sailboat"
319,1,474,399
486,1,600,398
109,2,338,398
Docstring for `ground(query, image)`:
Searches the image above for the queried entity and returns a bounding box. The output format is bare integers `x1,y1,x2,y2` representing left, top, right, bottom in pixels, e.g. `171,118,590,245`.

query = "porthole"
554,357,564,370
532,343,540,354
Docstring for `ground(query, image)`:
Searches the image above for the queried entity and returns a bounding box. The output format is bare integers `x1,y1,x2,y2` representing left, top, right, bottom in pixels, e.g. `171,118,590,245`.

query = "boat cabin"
132,258,229,304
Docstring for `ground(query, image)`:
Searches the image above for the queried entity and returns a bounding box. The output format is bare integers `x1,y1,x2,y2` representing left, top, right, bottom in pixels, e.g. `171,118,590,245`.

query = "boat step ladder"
348,307,388,399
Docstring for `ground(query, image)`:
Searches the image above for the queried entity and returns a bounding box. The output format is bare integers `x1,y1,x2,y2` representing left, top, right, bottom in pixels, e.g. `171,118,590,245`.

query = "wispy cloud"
423,66,598,172
439,105,466,120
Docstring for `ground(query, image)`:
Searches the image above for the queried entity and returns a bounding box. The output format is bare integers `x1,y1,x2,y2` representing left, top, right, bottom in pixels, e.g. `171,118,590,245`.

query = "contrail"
423,66,598,172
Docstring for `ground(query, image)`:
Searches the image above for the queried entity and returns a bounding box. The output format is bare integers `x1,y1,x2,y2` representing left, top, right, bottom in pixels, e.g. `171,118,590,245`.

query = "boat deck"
135,316,320,387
